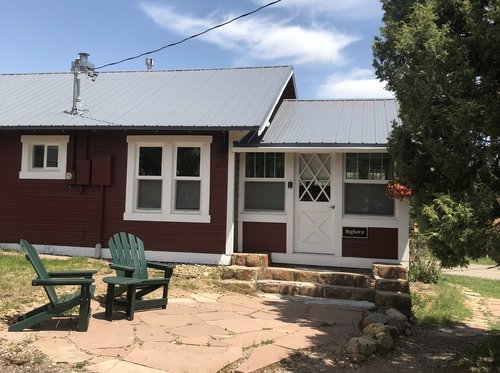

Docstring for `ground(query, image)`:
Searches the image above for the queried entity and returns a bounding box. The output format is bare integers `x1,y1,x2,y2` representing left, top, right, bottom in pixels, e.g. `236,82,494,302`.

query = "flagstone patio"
1,293,373,372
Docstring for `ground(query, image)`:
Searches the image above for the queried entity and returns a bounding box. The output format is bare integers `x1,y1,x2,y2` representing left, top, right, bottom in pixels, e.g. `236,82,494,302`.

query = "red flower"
386,177,412,200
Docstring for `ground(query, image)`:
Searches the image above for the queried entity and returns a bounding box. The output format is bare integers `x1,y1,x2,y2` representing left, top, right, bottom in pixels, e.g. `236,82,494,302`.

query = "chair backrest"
108,233,148,280
20,239,59,305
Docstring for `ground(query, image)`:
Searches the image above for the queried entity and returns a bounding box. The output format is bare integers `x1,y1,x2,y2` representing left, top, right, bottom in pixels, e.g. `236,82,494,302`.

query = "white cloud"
139,3,358,65
316,68,394,99
253,0,382,20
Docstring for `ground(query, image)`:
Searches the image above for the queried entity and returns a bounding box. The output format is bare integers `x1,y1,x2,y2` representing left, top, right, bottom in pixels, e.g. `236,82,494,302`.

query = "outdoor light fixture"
68,52,98,116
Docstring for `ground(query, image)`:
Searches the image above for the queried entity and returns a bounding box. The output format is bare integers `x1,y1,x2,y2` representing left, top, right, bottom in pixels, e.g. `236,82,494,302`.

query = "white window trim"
124,135,212,223
19,135,69,180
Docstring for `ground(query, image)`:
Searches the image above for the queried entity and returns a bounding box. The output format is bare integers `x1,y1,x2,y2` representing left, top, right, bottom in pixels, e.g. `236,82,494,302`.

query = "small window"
20,136,69,179
244,152,285,211
344,153,394,216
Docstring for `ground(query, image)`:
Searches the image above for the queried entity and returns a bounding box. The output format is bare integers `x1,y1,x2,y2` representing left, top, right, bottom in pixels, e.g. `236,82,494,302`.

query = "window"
19,135,69,179
125,136,211,223
244,152,285,211
344,153,394,216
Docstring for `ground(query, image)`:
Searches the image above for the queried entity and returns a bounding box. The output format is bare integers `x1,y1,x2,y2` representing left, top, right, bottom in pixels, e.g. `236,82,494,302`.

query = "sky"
0,0,393,99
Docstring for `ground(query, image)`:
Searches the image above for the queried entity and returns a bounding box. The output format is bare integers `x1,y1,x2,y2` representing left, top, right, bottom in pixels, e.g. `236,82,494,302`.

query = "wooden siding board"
0,130,229,254
242,222,286,253
342,227,398,259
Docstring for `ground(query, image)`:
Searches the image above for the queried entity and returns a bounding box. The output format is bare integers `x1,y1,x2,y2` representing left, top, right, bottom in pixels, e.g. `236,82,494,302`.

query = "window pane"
244,182,285,211
358,153,369,179
137,180,162,209
345,184,394,215
345,153,357,179
245,153,255,178
177,147,200,177
383,154,394,179
175,180,200,210
139,147,162,176
32,145,44,168
265,153,275,178
369,153,384,180
255,153,265,177
46,146,59,168
275,153,285,178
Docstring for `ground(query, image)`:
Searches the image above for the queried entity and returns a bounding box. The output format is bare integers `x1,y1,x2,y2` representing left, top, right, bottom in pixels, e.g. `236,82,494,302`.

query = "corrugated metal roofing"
0,66,293,128
254,99,400,147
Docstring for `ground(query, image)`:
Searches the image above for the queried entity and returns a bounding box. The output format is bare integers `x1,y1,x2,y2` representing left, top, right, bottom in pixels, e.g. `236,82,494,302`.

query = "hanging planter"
386,177,412,200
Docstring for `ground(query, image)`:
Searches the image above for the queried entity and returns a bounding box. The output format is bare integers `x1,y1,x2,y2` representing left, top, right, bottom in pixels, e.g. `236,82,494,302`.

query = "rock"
385,325,400,339
350,353,367,363
385,308,409,323
405,327,413,336
375,332,394,353
387,319,411,334
346,336,378,357
363,323,387,337
361,312,389,328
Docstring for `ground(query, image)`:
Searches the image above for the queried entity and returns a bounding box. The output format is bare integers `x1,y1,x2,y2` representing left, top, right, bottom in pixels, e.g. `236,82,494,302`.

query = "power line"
95,0,283,70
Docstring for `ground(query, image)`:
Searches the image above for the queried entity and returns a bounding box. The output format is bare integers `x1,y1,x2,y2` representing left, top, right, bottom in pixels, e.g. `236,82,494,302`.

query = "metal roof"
239,99,400,148
0,66,293,129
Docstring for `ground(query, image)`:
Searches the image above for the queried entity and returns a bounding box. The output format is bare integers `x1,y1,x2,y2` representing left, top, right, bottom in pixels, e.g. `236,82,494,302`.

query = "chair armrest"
48,270,97,278
32,277,95,286
109,263,135,275
147,262,176,271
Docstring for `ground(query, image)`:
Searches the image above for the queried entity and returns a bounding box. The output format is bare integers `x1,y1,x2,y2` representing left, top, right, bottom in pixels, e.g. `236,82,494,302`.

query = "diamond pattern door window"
298,154,331,202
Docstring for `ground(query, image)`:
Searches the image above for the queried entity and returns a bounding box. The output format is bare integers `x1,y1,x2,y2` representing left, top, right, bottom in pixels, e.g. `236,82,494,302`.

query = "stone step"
220,280,257,294
375,278,410,293
231,253,270,267
222,266,260,281
371,263,408,280
257,280,375,302
222,266,370,288
374,290,411,311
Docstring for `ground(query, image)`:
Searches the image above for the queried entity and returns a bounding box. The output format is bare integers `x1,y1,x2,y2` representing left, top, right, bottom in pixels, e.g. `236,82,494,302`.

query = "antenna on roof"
68,52,98,116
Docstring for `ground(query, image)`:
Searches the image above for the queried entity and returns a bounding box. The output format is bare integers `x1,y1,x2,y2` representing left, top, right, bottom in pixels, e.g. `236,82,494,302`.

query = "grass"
0,249,111,317
412,274,500,371
411,279,472,328
469,256,497,266
441,275,500,299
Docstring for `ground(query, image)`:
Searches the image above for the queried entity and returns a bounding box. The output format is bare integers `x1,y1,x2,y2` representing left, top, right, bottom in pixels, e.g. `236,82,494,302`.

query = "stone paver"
236,344,294,373
4,292,366,373
32,337,92,363
125,342,243,373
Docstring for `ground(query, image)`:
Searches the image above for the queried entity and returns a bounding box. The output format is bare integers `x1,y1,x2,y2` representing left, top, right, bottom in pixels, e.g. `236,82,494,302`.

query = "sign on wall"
342,227,368,239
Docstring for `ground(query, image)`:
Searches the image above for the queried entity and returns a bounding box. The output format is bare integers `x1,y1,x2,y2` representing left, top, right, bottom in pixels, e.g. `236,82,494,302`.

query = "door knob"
330,205,335,209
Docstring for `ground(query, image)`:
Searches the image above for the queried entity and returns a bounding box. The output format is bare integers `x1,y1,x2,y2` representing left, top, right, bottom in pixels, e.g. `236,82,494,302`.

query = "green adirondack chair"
9,240,96,332
107,233,175,316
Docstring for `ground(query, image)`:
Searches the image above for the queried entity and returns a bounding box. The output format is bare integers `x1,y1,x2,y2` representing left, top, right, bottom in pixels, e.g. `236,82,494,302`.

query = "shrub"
409,226,441,283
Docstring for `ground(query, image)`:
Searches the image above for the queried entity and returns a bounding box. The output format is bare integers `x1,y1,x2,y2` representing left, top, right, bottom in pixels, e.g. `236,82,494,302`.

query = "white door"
294,153,335,254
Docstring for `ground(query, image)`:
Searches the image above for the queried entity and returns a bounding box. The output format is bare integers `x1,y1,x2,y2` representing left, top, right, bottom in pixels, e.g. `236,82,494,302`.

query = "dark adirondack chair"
107,233,175,317
9,240,96,332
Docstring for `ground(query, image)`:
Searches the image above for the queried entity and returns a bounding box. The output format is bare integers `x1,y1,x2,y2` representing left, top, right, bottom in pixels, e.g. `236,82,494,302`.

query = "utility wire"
95,0,282,70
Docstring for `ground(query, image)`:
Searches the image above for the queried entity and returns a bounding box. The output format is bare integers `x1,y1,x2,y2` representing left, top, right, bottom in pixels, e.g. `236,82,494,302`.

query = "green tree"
373,0,499,267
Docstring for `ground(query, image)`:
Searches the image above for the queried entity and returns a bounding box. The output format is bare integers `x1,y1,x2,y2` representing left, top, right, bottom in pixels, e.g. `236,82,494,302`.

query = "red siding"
0,130,228,254
342,227,398,259
242,222,286,253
